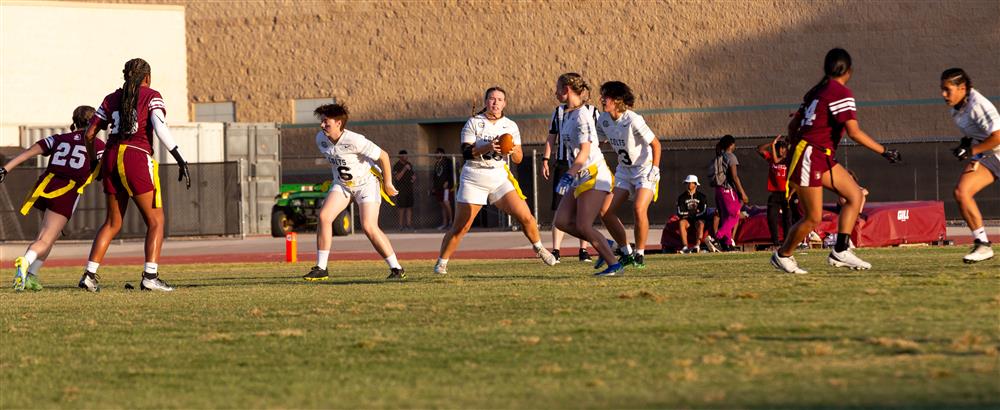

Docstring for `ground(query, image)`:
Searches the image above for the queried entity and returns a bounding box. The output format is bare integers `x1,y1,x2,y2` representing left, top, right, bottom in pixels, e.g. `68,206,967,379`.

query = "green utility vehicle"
271,181,352,237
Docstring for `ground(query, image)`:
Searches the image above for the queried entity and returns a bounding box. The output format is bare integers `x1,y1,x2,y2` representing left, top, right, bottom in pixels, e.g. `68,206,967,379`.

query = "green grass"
2,247,998,409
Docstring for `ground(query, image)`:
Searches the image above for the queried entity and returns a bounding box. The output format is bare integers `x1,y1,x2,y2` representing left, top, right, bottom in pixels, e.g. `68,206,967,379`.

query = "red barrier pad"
660,214,711,252
850,201,946,247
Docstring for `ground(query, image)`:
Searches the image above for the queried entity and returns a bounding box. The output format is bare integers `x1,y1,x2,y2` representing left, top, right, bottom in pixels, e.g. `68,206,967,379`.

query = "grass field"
1,246,998,409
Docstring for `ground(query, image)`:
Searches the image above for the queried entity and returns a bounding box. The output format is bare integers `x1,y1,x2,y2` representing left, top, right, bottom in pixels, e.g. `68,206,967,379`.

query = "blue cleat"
594,262,624,277
593,239,618,269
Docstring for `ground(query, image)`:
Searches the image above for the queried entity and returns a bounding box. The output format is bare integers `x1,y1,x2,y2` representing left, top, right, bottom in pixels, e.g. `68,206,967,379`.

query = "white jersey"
315,130,383,186
596,110,656,168
952,89,1000,153
460,114,521,169
559,106,605,169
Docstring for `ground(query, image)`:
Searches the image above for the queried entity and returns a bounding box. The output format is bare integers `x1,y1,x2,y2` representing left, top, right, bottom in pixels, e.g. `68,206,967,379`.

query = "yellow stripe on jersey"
503,164,527,200
784,140,832,199
369,168,396,207
152,157,162,208
117,145,135,197
20,173,77,215
652,179,659,203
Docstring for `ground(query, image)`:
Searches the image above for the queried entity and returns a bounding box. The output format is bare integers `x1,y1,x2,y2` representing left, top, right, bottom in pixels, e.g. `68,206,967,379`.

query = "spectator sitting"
392,150,416,230
676,175,710,253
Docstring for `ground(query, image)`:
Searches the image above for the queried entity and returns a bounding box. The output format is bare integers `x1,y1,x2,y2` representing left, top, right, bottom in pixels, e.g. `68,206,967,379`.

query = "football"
498,133,514,155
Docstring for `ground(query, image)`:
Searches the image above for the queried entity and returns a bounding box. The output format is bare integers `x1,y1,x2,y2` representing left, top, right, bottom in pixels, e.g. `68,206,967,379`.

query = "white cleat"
827,249,872,270
536,247,558,266
140,274,175,292
78,271,100,292
963,240,994,264
433,262,448,275
771,251,808,274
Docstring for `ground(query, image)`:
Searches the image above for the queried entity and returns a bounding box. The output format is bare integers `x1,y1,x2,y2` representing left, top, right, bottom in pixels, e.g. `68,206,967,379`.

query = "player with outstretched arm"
304,104,406,281
771,48,901,274
1,106,105,291
434,87,557,274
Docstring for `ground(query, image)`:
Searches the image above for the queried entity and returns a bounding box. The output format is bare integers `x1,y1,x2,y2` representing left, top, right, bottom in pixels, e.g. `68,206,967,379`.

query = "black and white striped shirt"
549,104,598,164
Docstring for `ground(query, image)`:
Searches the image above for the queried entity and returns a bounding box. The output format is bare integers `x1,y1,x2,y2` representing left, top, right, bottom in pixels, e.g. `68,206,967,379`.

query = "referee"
542,103,595,263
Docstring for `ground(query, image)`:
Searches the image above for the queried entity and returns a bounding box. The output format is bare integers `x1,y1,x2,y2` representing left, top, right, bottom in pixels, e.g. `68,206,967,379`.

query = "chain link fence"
1,162,242,241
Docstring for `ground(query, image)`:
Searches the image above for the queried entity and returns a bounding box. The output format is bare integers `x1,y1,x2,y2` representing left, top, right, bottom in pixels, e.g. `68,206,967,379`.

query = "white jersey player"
550,73,623,277
941,68,999,263
303,104,406,282
434,87,557,274
595,81,662,268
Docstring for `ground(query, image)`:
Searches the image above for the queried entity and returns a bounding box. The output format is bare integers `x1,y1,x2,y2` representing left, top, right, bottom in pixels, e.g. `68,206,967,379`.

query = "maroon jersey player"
771,48,901,274
79,58,191,292
1,106,103,291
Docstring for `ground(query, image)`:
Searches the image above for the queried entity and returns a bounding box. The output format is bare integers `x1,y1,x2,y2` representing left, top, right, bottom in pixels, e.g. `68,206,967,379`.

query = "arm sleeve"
829,88,857,124
576,111,597,145
726,152,740,167
150,109,179,151
38,136,56,156
148,91,167,116
972,100,1000,135
632,115,656,144
511,123,522,145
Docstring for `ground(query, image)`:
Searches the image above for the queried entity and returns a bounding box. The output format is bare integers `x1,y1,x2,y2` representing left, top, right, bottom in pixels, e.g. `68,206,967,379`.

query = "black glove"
952,137,973,161
0,167,6,183
882,148,902,164
169,147,191,189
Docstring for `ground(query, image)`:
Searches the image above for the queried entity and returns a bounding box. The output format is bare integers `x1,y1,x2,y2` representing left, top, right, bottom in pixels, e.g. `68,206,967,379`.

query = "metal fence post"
531,149,539,224
238,158,247,239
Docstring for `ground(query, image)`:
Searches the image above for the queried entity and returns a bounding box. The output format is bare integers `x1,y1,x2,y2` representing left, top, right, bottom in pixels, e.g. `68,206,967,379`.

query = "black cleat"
303,266,329,281
551,249,561,262
386,268,406,280
78,271,100,292
578,249,593,262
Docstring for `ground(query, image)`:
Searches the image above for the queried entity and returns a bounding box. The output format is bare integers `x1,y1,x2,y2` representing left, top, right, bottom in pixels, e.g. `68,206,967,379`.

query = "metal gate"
225,123,281,235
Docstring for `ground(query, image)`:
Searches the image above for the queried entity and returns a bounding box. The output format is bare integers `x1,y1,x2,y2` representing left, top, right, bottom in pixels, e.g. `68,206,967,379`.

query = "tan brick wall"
87,0,999,152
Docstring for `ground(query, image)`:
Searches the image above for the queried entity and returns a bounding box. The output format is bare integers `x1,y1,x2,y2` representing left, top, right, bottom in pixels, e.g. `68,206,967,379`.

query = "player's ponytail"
941,68,972,103
803,48,852,104
119,58,151,135
70,105,96,131
558,73,591,103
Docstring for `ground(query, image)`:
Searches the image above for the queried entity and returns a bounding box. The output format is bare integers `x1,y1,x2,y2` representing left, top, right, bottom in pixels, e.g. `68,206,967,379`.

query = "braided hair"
119,58,151,135
941,68,972,104
558,73,591,103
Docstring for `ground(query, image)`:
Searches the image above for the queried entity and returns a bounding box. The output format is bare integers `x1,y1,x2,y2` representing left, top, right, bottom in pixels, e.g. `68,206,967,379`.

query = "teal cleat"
24,273,42,291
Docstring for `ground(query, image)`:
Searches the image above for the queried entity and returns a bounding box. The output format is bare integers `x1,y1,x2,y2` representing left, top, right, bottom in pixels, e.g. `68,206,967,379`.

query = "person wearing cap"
676,175,710,253
392,150,416,230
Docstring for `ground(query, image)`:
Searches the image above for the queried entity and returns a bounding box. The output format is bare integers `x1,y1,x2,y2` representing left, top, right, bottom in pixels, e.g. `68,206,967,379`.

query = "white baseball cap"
683,175,700,185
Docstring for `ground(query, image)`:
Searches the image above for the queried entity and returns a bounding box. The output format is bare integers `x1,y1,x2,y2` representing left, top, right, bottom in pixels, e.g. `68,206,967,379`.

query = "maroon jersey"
797,80,857,153
93,86,166,154
38,130,106,184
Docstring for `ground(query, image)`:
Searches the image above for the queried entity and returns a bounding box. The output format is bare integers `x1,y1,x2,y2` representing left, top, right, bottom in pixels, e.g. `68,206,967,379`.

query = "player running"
595,81,661,268
771,48,901,274
941,68,999,263
434,87,557,274
304,104,406,281
551,73,623,277
1,106,105,291
81,58,191,292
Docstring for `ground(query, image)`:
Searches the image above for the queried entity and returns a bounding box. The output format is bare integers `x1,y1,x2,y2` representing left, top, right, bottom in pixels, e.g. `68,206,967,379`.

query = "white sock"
144,262,158,274
637,248,644,256
385,254,402,270
620,244,633,255
972,227,989,243
28,260,43,275
317,250,330,270
437,258,448,267
86,261,100,274
531,241,544,251
23,250,38,266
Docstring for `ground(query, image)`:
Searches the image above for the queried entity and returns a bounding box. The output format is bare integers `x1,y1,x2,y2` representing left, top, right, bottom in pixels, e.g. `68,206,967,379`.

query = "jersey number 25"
51,143,87,169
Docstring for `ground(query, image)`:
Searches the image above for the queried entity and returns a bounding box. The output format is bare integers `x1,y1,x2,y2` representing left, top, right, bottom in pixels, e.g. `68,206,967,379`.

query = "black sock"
143,271,158,279
834,233,850,253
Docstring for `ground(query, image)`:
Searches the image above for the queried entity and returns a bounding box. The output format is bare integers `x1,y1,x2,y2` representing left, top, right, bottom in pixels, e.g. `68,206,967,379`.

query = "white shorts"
330,180,381,204
614,164,658,199
573,162,614,198
456,165,518,205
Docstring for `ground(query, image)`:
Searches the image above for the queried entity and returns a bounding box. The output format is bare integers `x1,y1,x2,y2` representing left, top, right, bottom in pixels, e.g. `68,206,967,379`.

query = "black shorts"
550,160,569,211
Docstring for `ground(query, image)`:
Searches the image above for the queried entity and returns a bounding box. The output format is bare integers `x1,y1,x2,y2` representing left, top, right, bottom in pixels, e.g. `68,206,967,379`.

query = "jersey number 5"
51,143,87,169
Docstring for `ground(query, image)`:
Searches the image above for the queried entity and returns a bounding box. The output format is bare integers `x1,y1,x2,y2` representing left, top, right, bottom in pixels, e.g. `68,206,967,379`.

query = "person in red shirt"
771,48,901,274
80,58,191,292
1,106,104,291
756,135,798,246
